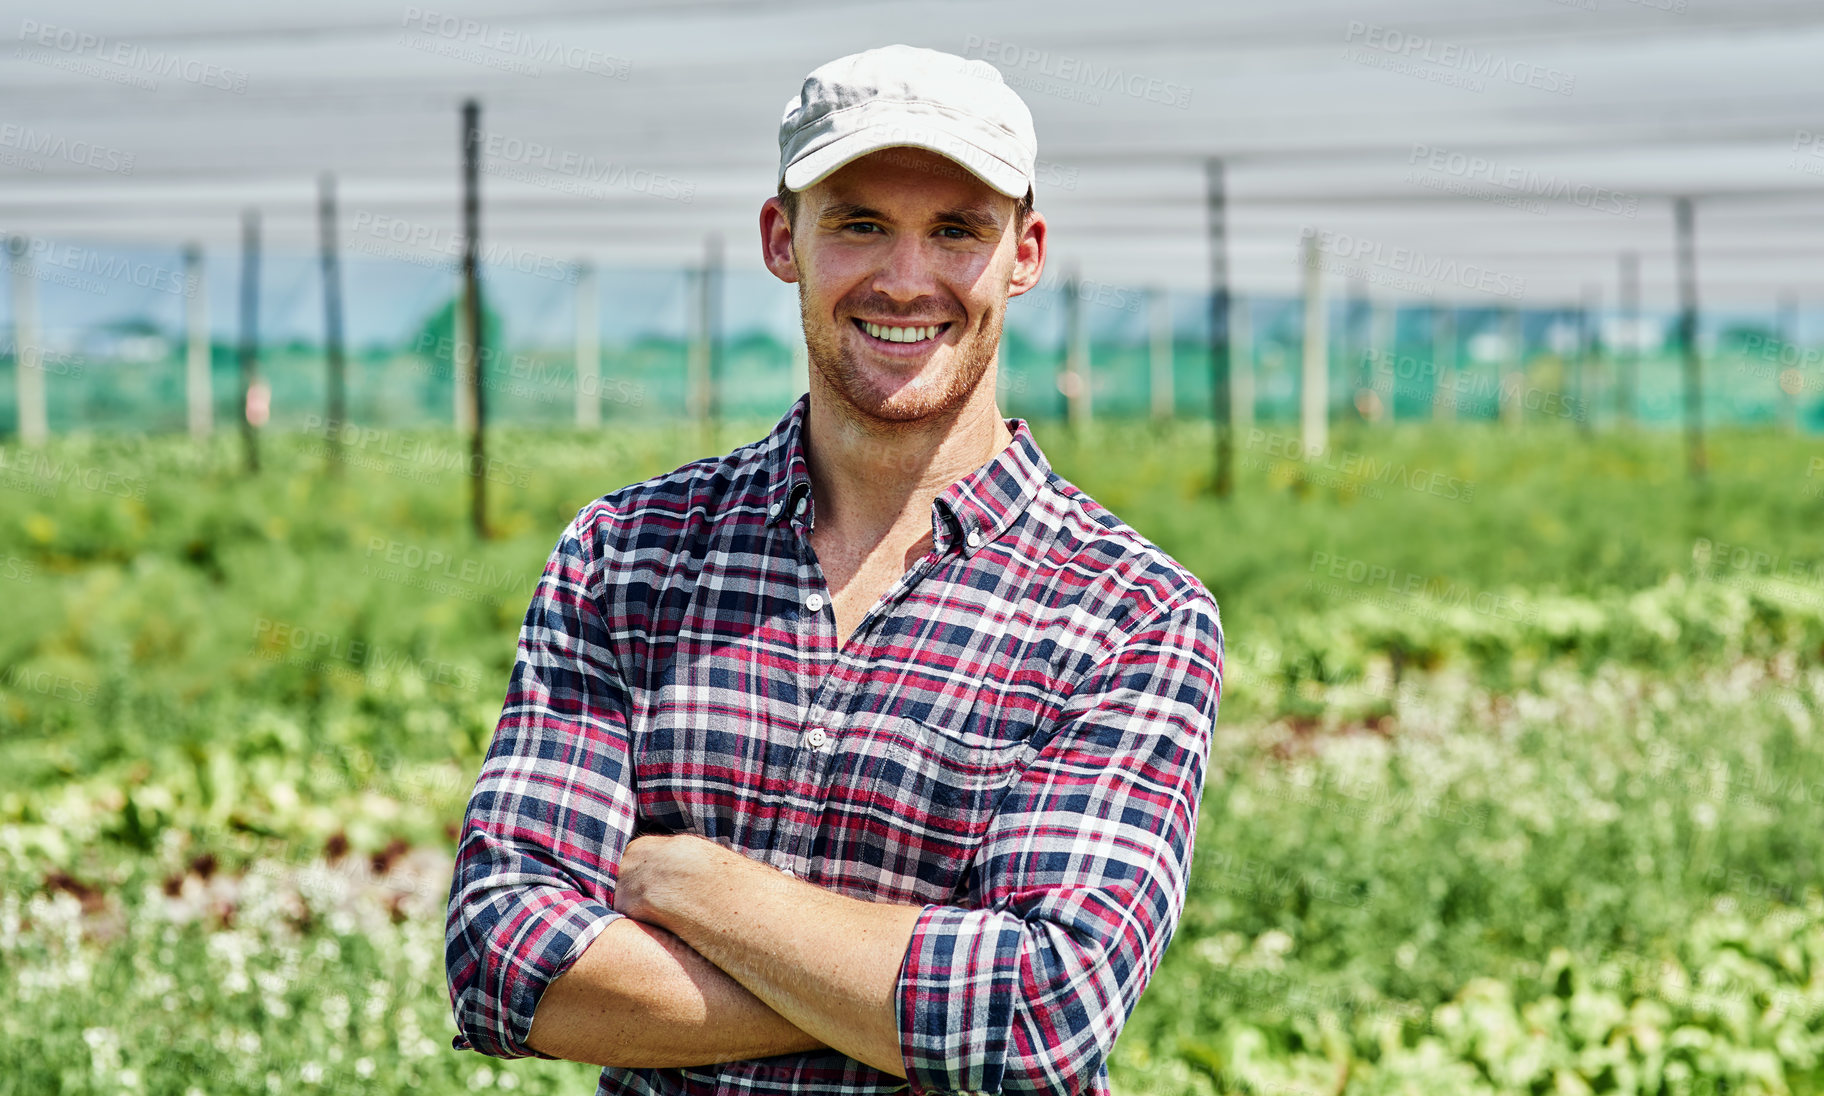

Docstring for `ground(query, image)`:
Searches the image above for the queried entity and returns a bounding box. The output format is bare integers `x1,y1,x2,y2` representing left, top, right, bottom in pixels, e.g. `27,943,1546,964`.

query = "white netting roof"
7,0,1824,308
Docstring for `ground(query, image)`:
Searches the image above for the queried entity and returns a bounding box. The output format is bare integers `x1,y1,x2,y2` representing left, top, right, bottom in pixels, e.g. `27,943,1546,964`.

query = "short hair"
776,177,1035,233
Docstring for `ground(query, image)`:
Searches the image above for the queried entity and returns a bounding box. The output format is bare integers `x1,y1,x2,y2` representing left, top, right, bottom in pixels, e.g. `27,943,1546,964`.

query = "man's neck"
801,384,1013,551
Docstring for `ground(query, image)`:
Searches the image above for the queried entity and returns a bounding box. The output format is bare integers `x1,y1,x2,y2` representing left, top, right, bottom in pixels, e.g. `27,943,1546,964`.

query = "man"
445,43,1223,1096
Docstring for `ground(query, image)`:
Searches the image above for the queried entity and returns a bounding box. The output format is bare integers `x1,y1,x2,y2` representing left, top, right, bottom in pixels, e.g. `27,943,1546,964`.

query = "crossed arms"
444,516,1224,1094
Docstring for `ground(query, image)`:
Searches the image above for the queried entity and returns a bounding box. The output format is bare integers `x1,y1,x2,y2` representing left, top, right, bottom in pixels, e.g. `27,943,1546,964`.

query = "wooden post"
1778,291,1799,433
574,261,600,428
452,285,473,432
1674,197,1704,480
1372,298,1395,424
318,172,348,471
238,210,262,474
184,244,211,442
1231,292,1254,435
1577,284,1600,437
1148,287,1173,422
7,237,48,446
1618,252,1639,428
1300,229,1328,458
1431,303,1456,422
1063,264,1091,430
1347,273,1369,419
1500,306,1524,429
1205,157,1233,497
461,98,487,538
705,233,722,436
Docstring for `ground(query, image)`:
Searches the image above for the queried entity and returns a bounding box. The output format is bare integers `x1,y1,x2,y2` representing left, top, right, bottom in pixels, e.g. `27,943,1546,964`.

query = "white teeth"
862,321,941,343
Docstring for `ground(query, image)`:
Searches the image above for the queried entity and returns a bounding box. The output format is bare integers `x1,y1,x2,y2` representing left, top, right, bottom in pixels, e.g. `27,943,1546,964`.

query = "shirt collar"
760,391,1052,558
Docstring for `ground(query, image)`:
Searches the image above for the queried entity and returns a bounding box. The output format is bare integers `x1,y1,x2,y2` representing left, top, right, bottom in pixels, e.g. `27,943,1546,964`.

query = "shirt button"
966,530,984,549
804,726,828,749
779,867,796,878
768,501,782,519
805,592,825,612
794,496,808,517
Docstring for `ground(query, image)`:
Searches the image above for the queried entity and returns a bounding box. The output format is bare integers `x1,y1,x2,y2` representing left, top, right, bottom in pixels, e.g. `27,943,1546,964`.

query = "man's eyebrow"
817,201,888,224
932,206,1005,234
816,201,1005,233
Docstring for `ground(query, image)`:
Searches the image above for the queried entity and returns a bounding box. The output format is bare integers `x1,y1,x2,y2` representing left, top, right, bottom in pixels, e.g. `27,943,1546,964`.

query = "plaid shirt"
446,392,1224,1096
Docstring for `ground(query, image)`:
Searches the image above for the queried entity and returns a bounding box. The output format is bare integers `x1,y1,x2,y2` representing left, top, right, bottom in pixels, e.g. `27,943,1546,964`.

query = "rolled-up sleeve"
445,506,638,1059
895,589,1224,1096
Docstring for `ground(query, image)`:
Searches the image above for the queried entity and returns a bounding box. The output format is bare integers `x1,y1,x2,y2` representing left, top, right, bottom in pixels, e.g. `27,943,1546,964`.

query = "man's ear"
1006,209,1046,299
760,197,799,284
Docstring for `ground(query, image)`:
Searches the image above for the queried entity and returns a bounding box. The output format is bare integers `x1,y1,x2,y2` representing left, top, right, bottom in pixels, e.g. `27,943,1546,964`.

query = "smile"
853,319,950,346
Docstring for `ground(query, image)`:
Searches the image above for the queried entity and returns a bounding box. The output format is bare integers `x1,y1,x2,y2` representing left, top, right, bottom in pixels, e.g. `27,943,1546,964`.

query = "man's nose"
870,233,940,300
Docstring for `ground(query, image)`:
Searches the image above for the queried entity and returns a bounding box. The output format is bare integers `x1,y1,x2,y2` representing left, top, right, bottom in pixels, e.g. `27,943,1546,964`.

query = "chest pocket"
813,712,1031,905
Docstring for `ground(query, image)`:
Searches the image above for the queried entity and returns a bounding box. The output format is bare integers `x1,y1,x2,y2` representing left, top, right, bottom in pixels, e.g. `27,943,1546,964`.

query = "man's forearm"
525,915,828,1068
615,835,926,1078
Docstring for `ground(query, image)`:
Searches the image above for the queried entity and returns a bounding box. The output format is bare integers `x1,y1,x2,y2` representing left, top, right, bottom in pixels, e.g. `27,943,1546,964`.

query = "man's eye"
844,222,880,234
938,226,972,240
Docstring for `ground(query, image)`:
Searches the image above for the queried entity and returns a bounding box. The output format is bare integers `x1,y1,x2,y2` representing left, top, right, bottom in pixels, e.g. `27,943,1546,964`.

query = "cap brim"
782,128,1029,200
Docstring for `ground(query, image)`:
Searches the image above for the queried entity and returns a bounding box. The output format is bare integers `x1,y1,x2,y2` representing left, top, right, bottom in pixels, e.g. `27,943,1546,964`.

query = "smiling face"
761,146,1045,429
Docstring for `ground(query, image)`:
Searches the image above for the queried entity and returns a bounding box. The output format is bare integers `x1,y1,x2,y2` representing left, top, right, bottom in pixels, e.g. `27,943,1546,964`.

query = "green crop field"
2,416,1822,1095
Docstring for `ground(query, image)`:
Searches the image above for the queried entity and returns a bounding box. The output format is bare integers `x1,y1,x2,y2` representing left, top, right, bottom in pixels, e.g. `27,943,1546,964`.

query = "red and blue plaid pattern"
446,392,1224,1096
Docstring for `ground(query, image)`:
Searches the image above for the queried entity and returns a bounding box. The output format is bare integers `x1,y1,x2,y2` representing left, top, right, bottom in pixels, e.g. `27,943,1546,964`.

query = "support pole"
1347,273,1369,420
1300,229,1328,458
1231,293,1254,435
318,172,348,470
461,98,487,538
1063,264,1091,431
1577,284,1600,437
238,209,261,475
1372,298,1395,424
1500,306,1524,429
1618,252,1639,428
1205,157,1233,497
7,237,48,446
1777,291,1799,433
1674,197,1704,481
184,244,211,442
1431,303,1456,422
1148,287,1173,422
575,261,600,428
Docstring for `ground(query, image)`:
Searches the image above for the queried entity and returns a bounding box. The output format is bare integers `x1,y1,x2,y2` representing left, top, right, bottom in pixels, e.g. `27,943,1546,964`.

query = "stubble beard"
798,281,1005,435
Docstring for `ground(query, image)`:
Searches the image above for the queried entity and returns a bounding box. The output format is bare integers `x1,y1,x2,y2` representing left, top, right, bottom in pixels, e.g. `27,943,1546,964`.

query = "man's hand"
609,832,925,1077
613,832,721,926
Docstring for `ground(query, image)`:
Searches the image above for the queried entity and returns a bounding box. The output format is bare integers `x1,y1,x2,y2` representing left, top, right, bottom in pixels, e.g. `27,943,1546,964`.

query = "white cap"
778,44,1038,203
